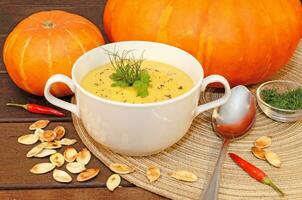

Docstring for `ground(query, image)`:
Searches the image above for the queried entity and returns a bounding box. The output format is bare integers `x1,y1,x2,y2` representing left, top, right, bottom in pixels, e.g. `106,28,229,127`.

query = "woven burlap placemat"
71,41,302,200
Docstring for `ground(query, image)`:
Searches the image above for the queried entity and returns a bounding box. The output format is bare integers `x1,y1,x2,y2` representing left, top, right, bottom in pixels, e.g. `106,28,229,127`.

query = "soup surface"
81,60,193,103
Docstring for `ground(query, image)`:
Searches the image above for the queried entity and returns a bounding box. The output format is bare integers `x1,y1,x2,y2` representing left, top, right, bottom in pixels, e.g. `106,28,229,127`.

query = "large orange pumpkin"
104,0,302,86
3,10,104,96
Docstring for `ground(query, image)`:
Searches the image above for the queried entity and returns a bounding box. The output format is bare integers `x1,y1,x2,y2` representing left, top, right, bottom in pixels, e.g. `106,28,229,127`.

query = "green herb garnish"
104,48,150,97
261,88,302,110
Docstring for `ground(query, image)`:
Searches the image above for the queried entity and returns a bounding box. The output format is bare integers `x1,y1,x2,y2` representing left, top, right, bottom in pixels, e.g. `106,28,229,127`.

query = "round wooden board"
72,41,302,200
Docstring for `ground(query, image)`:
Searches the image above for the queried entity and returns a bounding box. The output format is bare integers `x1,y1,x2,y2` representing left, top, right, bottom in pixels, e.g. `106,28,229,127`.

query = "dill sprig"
103,48,151,97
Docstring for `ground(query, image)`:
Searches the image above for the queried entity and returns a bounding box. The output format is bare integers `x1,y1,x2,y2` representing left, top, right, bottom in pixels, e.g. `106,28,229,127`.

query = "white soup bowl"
44,41,230,156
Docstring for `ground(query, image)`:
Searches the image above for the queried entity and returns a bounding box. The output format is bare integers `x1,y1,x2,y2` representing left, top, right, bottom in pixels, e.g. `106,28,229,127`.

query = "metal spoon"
201,85,256,200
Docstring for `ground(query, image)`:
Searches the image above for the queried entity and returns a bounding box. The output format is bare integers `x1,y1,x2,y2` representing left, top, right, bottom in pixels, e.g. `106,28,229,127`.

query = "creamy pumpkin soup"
81,60,193,103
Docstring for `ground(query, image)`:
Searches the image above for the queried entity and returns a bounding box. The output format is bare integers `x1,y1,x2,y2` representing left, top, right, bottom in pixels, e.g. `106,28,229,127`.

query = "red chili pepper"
229,153,284,196
6,103,65,117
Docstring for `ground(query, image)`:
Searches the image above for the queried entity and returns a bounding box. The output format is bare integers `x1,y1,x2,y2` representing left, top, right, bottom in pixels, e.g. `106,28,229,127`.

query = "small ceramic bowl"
256,80,302,122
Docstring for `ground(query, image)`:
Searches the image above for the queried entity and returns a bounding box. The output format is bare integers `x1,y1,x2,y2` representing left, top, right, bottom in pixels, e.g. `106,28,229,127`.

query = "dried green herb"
261,88,302,110
103,49,151,97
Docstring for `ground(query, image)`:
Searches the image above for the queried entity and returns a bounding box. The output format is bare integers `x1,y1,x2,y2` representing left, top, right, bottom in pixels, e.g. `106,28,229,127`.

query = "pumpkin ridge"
64,28,86,54
58,29,72,70
47,37,53,77
61,20,102,41
196,1,210,69
3,32,18,64
156,0,173,41
202,2,216,73
19,36,33,92
79,29,100,47
255,0,275,83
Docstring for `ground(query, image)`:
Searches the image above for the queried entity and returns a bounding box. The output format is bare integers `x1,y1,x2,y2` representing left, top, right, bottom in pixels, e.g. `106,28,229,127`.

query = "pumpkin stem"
42,20,55,29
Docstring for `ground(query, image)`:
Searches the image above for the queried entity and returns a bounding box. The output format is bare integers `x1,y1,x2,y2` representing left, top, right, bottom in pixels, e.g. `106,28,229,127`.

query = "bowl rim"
256,80,302,113
72,41,204,108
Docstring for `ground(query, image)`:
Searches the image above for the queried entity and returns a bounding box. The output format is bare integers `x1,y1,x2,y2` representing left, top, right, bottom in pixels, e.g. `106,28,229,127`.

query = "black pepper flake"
164,94,172,99
155,69,159,72
178,86,183,90
94,83,99,86
157,84,165,89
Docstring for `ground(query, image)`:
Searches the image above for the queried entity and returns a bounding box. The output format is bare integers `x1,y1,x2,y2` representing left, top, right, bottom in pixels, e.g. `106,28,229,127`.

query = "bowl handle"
44,74,80,117
194,75,231,117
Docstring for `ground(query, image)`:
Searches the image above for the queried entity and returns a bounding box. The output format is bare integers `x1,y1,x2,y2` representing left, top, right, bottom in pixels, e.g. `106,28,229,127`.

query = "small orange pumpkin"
3,10,104,97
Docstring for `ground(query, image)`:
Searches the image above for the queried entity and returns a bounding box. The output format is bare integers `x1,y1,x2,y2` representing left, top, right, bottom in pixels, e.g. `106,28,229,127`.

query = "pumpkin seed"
169,170,198,182
255,136,272,149
34,129,44,141
40,130,56,142
26,143,46,157
146,166,160,183
76,148,91,165
34,149,57,158
54,126,65,140
109,163,134,174
106,174,121,191
77,168,100,182
265,151,281,168
53,169,72,183
29,120,49,130
66,162,86,174
64,146,77,162
17,134,38,145
30,162,55,174
44,141,62,149
251,147,266,160
59,138,77,146
50,153,65,167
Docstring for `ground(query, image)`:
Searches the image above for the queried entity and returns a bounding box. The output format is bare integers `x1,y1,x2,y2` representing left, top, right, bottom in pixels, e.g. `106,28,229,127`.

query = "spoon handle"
201,139,230,200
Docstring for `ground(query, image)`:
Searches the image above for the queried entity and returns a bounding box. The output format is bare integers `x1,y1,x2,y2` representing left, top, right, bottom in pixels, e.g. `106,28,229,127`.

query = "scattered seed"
106,174,121,191
17,134,38,145
53,169,72,183
77,168,100,182
251,147,266,160
265,151,281,168
29,120,49,130
34,149,57,158
255,136,272,149
109,163,134,174
30,162,55,174
34,129,44,141
169,170,198,182
50,153,65,167
76,148,91,165
44,141,62,149
40,130,56,142
26,143,46,157
146,166,161,183
59,138,77,146
54,126,65,140
66,162,86,174
64,147,77,162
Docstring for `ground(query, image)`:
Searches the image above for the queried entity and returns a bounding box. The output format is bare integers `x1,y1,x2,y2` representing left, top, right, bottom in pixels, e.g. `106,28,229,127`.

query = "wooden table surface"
0,0,166,199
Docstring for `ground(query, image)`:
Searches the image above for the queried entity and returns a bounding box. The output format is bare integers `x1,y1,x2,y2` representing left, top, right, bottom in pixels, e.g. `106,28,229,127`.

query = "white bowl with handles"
44,41,230,156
